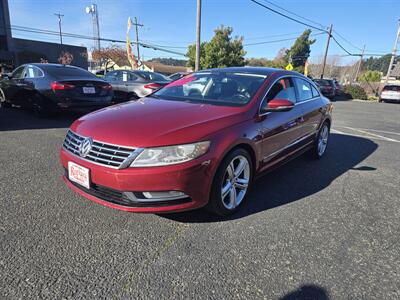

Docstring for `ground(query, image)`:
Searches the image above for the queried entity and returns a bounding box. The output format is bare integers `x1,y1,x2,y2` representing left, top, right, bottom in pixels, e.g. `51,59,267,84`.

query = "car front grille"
63,130,136,169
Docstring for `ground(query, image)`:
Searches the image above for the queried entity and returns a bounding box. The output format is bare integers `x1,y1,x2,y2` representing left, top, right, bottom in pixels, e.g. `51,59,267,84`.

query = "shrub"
367,95,379,101
343,85,368,100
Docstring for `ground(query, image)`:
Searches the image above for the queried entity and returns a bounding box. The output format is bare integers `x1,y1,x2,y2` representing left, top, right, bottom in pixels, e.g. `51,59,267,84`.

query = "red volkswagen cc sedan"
60,67,332,216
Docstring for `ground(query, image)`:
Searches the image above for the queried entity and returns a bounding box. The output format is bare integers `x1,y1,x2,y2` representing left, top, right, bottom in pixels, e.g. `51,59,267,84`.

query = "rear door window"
128,73,139,81
11,66,25,79
25,66,43,78
104,71,118,81
294,78,313,102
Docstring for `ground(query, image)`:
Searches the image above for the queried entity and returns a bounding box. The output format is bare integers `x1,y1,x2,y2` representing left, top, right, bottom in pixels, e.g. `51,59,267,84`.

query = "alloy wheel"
318,124,329,156
221,155,250,210
0,88,5,103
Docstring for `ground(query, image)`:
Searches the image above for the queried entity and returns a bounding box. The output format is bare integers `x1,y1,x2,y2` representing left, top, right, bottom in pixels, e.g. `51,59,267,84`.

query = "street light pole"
320,24,332,79
195,0,202,71
384,20,400,86
54,12,64,45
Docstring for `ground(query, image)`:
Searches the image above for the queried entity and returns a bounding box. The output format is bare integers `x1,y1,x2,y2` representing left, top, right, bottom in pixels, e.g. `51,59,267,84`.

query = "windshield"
314,79,330,86
153,72,267,106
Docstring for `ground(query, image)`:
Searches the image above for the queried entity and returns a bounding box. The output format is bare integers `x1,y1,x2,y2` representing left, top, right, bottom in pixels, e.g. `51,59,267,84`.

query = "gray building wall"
11,38,88,69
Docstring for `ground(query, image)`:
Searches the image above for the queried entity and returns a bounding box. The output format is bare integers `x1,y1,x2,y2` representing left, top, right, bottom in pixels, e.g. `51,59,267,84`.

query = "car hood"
70,97,248,147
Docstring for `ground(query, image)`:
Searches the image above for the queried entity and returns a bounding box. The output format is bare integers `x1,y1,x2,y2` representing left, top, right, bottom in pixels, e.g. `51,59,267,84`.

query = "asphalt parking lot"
0,100,399,299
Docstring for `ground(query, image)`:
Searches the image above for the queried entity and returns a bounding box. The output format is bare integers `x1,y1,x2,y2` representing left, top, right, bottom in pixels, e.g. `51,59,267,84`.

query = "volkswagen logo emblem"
78,137,93,158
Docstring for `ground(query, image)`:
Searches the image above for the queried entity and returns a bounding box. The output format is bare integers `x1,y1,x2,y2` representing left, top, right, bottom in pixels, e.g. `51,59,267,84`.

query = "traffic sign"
285,63,293,71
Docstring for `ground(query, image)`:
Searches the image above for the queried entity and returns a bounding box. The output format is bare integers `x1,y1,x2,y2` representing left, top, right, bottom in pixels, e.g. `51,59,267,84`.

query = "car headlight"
130,141,210,167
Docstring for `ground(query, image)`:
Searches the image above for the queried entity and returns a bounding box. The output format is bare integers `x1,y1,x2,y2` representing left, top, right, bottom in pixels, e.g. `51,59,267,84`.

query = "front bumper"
60,148,215,213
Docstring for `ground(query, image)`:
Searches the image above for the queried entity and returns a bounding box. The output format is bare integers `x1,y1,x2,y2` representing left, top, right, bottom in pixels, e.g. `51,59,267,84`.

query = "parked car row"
313,78,342,100
0,63,335,215
0,64,175,117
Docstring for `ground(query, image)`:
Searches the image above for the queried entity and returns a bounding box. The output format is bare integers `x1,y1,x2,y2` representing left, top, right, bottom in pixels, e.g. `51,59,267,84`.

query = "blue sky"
8,0,400,64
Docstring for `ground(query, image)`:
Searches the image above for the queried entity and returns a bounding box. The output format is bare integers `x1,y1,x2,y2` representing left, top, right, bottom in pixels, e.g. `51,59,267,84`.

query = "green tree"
358,70,382,82
285,29,315,73
186,26,246,70
186,42,207,70
363,54,395,73
245,57,271,67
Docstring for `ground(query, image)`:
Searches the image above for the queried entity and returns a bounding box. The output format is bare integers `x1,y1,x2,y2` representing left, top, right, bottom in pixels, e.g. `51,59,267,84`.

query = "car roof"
198,67,278,75
26,63,82,70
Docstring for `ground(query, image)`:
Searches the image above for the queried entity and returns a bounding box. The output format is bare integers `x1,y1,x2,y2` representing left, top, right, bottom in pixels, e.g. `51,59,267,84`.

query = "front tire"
207,148,253,216
310,122,330,159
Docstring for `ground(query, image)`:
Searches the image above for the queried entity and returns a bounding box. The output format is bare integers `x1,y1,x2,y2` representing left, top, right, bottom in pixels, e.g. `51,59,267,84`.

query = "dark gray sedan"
104,70,171,102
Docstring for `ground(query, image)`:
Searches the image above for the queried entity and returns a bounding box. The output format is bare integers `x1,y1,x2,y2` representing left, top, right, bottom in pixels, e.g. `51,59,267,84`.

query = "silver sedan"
104,70,171,102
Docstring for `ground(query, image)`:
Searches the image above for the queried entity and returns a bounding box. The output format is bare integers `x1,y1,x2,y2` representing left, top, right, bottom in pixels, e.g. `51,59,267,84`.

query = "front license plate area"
68,161,90,189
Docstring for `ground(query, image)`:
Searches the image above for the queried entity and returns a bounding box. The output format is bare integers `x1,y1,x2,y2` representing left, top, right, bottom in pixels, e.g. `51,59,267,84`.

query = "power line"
4,25,187,56
260,0,326,29
248,0,327,33
248,0,364,58
332,29,364,51
243,32,325,46
330,35,355,56
245,31,305,41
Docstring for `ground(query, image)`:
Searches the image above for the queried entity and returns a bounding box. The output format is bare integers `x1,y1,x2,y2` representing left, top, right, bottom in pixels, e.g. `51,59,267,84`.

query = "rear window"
137,72,170,82
45,66,96,78
383,85,400,91
314,79,330,86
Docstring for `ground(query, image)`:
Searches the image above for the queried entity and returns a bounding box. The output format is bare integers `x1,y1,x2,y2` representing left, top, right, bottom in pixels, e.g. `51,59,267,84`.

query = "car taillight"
51,81,75,91
144,83,162,90
102,84,112,90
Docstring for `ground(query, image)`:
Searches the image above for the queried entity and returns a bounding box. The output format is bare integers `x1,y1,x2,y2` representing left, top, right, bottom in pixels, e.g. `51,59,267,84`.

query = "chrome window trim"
258,74,321,117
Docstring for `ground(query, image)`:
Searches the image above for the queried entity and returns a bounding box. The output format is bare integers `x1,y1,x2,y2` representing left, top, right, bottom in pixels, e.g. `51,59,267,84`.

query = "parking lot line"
331,128,400,143
354,128,400,136
340,126,400,142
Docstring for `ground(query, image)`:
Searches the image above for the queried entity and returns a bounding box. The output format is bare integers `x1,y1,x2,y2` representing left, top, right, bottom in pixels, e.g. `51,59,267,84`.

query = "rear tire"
32,94,51,118
206,148,253,216
0,88,11,108
310,122,330,159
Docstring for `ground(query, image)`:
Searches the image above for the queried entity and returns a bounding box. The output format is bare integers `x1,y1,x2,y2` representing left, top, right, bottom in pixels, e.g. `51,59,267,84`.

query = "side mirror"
263,98,294,112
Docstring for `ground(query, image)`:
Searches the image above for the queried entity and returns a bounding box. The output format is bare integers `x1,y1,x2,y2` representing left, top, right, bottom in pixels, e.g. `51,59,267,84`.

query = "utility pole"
384,19,400,86
132,17,143,64
86,4,101,51
354,44,365,82
54,12,64,45
320,24,333,79
195,0,202,71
